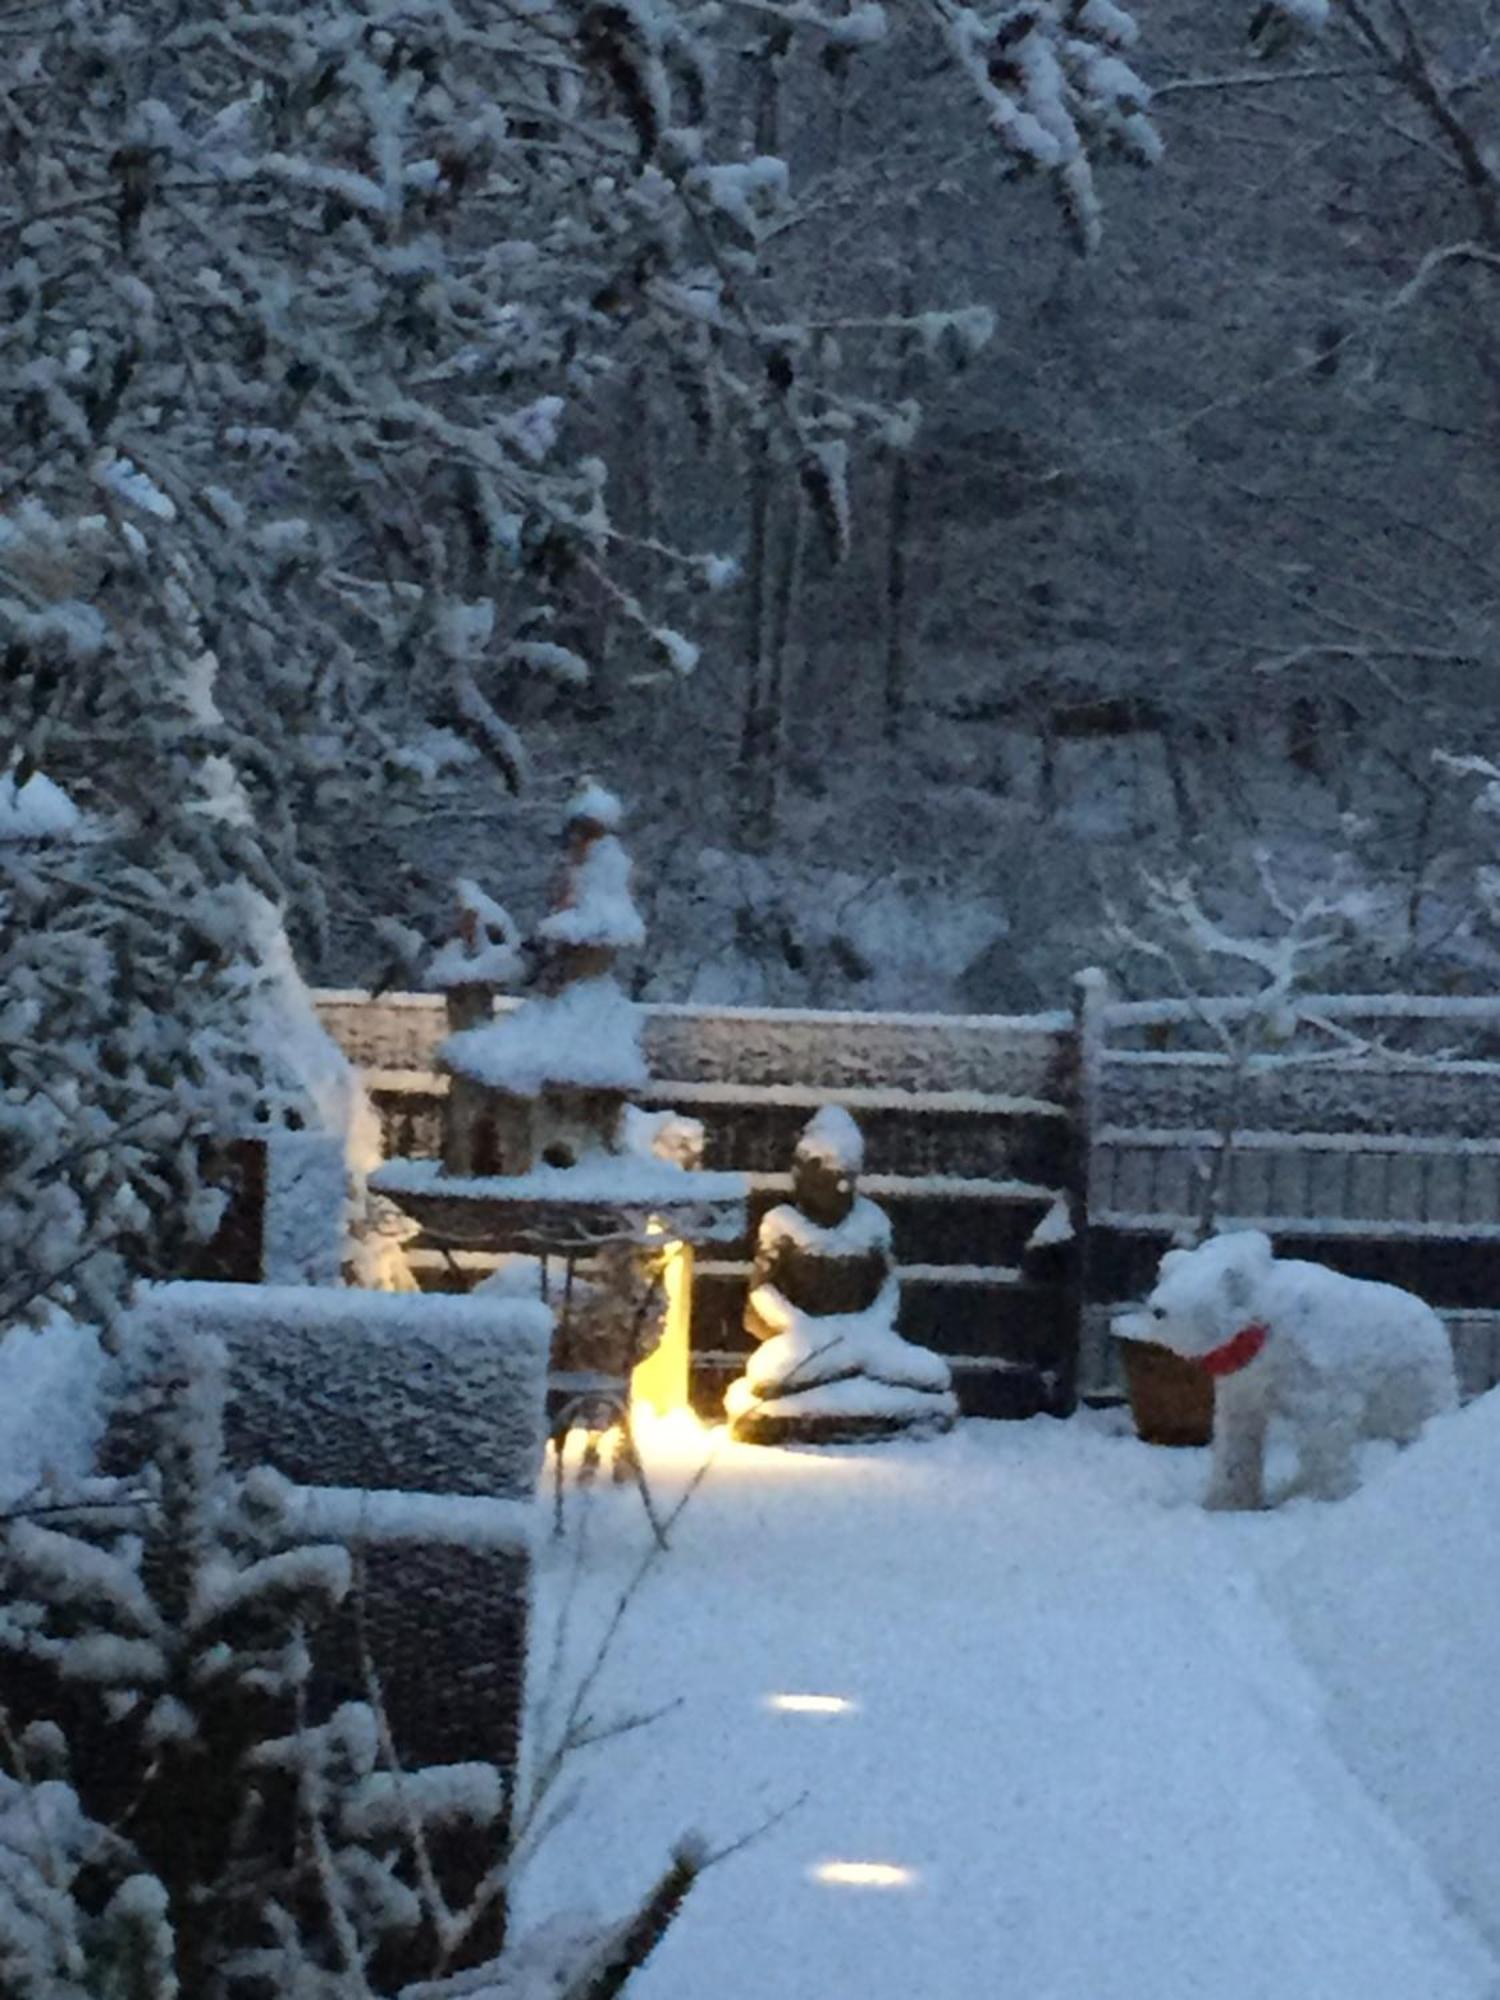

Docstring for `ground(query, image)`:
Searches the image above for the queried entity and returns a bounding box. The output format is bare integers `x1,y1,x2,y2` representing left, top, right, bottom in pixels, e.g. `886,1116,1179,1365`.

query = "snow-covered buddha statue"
726,1106,956,1444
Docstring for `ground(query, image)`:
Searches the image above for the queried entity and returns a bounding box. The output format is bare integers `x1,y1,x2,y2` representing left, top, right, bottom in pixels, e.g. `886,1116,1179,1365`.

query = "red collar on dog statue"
1199,1322,1270,1378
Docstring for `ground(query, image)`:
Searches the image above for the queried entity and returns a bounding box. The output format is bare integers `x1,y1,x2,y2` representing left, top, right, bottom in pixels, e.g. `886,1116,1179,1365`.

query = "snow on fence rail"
314,987,1500,1413
1101,991,1500,1031
314,989,1069,1096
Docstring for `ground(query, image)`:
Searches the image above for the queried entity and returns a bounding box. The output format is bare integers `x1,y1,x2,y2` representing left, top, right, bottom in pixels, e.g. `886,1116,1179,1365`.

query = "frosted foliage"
690,157,791,239
0,0,1114,845
0,1313,107,1508
0,1769,173,2000
567,781,625,833
262,1133,349,1286
244,890,378,1167
0,1295,698,1996
0,769,85,839
931,0,1159,250
0,756,263,1334
0,755,363,1335
344,1193,421,1294
2,0,1160,914
340,1761,505,1839
0,1329,358,1993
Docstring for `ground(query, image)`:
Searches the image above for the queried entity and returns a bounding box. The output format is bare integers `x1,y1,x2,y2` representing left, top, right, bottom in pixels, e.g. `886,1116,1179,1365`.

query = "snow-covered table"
371,1154,747,1256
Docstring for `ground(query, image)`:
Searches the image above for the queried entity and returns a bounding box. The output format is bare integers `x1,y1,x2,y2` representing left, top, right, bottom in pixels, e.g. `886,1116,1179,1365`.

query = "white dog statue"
1142,1229,1458,1509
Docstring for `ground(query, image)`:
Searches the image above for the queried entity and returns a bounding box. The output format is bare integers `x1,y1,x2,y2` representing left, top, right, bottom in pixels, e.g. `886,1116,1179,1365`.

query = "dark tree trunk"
883,264,919,746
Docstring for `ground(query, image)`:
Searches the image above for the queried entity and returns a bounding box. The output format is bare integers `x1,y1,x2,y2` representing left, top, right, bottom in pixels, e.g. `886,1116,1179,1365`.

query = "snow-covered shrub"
0,1330,703,1996
1,0,1163,1332
4,0,1134,800
930,0,1161,252
1109,855,1372,1238
0,745,264,1337
3,0,1160,804
0,1327,356,1990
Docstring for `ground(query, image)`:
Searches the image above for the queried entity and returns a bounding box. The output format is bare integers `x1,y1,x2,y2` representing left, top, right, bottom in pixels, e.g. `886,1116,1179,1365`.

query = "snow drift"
1268,1389,1500,1950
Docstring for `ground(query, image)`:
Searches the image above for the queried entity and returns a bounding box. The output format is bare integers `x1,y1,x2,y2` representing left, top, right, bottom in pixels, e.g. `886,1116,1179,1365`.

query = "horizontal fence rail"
316,987,1500,1418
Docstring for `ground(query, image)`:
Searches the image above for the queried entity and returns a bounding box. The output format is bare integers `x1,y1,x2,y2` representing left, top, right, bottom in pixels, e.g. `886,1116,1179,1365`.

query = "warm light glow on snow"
811,1862,917,1890
631,1404,708,1443
631,1232,693,1415
765,1693,857,1715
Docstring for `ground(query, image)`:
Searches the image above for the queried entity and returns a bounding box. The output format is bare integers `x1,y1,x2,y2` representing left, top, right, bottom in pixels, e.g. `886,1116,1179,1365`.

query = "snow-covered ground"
5,1312,1496,1996
519,1410,1500,2000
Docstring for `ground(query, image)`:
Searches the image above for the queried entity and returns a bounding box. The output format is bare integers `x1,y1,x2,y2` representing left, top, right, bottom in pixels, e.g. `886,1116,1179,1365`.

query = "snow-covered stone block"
123,1283,551,1496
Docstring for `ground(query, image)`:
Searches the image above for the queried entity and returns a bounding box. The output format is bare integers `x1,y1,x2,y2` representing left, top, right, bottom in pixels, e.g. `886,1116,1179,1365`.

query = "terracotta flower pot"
1118,1338,1214,1448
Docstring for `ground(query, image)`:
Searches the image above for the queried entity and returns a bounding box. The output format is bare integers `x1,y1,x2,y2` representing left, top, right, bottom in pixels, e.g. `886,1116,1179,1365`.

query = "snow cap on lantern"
425,878,525,995
432,779,648,1176
563,776,626,836
536,780,644,960
795,1105,865,1175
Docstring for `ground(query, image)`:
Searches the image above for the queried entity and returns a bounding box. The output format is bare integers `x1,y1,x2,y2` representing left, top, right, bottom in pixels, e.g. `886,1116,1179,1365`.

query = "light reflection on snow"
629,1409,869,1479
810,1862,917,1890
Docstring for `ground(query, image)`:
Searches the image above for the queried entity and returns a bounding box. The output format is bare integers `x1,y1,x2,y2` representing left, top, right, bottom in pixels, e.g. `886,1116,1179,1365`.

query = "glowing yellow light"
631,1403,708,1443
631,1232,693,1418
765,1694,858,1716
811,1862,917,1890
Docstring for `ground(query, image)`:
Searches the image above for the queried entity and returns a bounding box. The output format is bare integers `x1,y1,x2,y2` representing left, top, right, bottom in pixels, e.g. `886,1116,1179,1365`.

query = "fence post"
1058,967,1109,1411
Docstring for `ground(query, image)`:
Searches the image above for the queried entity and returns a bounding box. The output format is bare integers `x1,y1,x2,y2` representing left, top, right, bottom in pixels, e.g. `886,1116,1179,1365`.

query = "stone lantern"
372,783,745,1415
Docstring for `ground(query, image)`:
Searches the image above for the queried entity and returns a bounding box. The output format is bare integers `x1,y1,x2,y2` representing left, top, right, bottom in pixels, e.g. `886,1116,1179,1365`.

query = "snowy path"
517,1415,1498,2000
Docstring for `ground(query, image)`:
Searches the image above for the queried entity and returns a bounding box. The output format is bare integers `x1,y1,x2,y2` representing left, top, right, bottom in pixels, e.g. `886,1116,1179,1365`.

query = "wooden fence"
315,986,1500,1417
